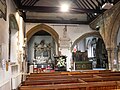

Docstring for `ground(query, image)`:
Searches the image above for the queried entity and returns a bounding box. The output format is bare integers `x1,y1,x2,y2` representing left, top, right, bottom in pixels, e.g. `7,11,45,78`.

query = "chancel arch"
26,24,59,71
27,24,59,43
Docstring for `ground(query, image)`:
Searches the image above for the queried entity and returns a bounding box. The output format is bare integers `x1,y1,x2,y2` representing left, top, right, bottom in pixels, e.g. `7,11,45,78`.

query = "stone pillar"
117,46,120,70
112,48,118,71
107,48,112,70
107,47,119,71
114,47,119,71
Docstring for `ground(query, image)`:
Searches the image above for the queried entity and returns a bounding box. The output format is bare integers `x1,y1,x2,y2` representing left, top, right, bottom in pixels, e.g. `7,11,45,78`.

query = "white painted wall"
0,0,25,89
26,24,94,43
77,39,86,52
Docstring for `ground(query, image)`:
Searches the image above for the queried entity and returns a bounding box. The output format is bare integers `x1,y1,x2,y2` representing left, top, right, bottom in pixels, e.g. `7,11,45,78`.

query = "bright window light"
60,4,69,12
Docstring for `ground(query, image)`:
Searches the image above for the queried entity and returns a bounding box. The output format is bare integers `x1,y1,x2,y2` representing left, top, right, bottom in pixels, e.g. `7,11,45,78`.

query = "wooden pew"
22,78,80,86
28,70,114,78
81,76,120,82
20,71,120,90
26,74,94,80
19,81,118,90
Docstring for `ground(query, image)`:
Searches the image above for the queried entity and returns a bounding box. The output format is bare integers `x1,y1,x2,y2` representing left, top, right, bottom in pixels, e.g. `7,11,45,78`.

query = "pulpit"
54,56,66,71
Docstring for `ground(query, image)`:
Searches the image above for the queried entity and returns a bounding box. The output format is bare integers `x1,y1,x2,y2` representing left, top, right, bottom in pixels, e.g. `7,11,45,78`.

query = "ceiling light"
102,2,113,9
60,4,69,12
94,13,97,16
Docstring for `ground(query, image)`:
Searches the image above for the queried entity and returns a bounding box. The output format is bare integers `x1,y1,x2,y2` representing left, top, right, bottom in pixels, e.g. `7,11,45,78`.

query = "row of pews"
19,70,120,90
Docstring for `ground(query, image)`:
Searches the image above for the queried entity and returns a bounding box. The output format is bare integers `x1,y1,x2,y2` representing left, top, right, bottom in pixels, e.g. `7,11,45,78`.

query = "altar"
74,61,92,70
72,51,92,70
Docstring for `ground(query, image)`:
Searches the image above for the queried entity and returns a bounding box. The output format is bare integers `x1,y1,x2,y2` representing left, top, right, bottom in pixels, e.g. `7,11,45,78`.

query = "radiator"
11,73,22,89
0,80,11,90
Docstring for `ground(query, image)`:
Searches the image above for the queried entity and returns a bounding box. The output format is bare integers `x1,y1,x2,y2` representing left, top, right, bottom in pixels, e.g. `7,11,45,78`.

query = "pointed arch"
27,24,59,43
26,24,59,55
71,31,102,49
9,14,19,61
9,14,19,30
111,11,120,48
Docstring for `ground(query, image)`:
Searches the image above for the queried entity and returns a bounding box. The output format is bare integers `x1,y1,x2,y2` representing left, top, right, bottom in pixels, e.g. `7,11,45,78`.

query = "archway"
26,24,59,72
71,32,101,49
9,14,19,62
71,32,108,70
27,24,59,43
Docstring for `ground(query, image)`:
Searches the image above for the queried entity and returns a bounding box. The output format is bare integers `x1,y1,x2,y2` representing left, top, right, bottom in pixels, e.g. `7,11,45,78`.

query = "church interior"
0,0,120,90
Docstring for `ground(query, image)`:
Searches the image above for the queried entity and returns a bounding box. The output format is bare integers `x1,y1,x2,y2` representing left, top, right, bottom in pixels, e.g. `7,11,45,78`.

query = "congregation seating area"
19,70,120,90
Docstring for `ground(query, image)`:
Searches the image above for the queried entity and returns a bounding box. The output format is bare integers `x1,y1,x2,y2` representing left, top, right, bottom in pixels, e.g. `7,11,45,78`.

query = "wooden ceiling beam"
71,0,83,9
22,0,34,5
30,0,39,6
20,6,104,13
80,0,95,19
85,0,95,9
27,0,35,6
79,0,93,21
22,0,29,5
82,0,92,9
77,0,94,20
72,0,92,21
96,0,102,6
21,0,26,4
78,0,88,9
13,0,21,8
25,19,89,24
91,0,98,8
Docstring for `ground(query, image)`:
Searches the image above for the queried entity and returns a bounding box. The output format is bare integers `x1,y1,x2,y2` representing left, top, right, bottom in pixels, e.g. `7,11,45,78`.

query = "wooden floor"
19,70,120,90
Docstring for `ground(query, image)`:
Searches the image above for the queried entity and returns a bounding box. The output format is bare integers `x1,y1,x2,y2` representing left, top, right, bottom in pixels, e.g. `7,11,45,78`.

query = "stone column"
107,47,119,71
114,47,119,71
117,46,120,70
106,48,112,70
111,48,118,71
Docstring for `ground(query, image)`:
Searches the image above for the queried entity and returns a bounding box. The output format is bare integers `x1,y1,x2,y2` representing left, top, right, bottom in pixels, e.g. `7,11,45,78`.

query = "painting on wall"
0,0,7,20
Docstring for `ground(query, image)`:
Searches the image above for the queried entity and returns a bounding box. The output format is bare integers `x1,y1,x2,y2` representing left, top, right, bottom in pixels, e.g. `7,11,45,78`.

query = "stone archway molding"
27,24,59,43
26,23,59,54
71,31,102,50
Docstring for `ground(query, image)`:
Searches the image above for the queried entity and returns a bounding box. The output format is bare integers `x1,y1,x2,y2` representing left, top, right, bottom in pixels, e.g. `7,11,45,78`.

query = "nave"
0,0,120,90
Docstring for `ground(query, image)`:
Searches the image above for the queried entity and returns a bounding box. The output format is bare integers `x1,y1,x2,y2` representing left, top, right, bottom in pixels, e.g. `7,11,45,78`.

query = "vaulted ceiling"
13,0,119,24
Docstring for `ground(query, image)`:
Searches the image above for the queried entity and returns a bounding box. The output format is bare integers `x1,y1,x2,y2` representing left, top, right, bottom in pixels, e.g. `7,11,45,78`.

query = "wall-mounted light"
95,25,100,31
